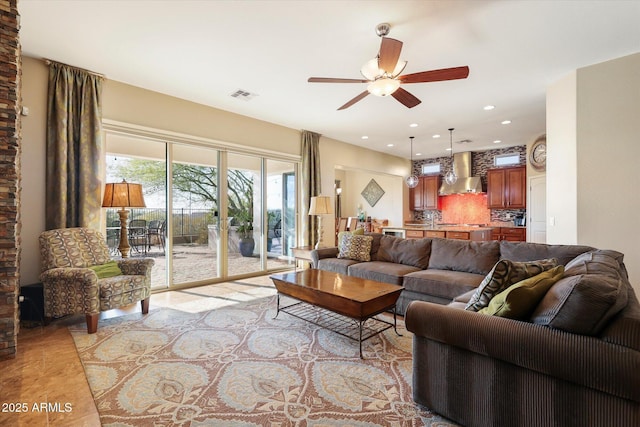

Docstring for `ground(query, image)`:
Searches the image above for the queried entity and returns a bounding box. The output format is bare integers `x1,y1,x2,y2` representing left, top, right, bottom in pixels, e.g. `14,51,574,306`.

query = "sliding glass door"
105,131,296,289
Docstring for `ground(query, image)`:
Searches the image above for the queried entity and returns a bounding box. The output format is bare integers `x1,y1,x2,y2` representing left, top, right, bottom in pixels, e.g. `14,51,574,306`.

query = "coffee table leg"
393,305,402,336
359,320,363,359
273,293,280,319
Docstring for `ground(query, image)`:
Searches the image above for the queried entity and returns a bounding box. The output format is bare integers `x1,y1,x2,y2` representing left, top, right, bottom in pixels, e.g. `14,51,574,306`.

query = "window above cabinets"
421,163,441,175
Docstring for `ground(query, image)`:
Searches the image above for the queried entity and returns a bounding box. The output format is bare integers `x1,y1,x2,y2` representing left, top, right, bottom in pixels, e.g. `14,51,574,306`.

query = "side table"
291,246,315,270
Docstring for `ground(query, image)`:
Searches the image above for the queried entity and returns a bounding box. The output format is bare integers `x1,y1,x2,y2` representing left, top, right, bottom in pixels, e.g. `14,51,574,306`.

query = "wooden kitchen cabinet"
487,166,526,209
446,231,470,240
410,175,440,211
405,230,424,239
491,227,526,241
424,230,446,238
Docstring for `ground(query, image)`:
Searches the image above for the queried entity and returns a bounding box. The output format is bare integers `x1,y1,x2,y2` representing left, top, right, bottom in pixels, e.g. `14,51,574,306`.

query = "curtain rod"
43,59,106,79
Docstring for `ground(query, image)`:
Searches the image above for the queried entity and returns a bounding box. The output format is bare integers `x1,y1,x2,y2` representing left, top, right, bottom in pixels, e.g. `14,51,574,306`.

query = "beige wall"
547,52,640,292
20,56,410,283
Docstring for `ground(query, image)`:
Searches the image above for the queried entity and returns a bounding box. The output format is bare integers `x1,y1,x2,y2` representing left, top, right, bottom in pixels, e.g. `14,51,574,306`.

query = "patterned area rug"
70,296,458,426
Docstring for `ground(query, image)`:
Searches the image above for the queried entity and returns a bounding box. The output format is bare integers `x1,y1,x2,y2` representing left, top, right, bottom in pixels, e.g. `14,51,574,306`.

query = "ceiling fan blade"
399,66,470,83
338,91,370,110
378,37,403,74
308,77,369,83
391,87,421,108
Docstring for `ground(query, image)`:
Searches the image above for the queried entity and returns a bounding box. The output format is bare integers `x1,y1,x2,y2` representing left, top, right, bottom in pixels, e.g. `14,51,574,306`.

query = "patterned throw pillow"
337,234,373,262
479,265,565,319
465,258,559,312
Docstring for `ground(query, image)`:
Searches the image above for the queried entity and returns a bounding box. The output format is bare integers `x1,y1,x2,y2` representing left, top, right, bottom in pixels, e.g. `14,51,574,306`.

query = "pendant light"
444,128,458,185
406,136,419,188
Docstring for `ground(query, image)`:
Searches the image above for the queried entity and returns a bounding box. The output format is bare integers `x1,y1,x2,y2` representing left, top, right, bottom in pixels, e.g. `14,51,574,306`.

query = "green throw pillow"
479,265,565,320
89,260,123,279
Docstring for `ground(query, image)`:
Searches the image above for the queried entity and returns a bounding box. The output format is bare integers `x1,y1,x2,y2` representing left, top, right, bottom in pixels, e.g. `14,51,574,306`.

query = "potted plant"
236,210,255,257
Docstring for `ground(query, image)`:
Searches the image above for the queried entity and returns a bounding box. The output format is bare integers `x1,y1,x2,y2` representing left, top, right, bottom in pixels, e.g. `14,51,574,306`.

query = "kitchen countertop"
382,223,526,232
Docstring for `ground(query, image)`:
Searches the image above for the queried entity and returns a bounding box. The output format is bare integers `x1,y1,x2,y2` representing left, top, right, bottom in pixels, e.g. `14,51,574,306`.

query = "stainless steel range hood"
439,152,484,195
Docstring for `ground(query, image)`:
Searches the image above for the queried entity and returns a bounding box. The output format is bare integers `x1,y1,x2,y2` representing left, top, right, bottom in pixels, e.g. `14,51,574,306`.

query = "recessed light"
493,140,502,144
361,135,369,139
446,148,452,151
387,143,394,147
484,105,495,110
409,123,418,128
415,153,422,156
501,120,511,125
432,134,441,139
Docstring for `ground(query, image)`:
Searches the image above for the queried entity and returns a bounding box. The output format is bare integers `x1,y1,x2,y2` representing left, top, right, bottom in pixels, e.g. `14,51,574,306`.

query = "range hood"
438,152,484,195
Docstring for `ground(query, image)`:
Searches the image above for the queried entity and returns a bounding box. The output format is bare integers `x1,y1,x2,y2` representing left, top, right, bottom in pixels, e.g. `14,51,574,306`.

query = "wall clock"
530,135,546,171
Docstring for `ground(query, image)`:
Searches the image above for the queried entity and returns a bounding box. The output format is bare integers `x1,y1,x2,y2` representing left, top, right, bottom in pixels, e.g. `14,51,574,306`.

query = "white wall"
546,71,578,244
547,52,640,292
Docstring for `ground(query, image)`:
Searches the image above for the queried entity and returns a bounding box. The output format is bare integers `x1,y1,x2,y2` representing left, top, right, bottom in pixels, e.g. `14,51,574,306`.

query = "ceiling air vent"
230,89,258,101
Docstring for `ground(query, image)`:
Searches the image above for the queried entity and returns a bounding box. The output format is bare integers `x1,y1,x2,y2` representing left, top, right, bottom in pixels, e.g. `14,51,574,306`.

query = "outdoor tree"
109,158,254,222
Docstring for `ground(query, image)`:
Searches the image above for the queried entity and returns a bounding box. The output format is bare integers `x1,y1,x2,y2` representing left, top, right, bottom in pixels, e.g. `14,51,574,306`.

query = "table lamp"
102,180,146,258
308,195,333,249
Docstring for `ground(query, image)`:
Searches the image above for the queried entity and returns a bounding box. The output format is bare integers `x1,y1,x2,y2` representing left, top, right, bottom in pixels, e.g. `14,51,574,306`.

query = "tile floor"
0,275,278,427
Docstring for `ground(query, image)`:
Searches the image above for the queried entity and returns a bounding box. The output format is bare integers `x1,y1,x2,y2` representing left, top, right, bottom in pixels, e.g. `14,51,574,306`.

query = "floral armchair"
39,227,154,333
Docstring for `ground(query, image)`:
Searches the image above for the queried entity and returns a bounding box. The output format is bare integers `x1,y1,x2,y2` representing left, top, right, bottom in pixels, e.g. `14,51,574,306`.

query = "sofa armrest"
405,300,640,401
310,247,339,268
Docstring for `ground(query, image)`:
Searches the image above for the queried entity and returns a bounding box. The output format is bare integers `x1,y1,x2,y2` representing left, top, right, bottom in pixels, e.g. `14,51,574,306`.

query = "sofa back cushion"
428,238,500,275
376,235,432,269
530,273,628,336
564,249,627,279
500,241,594,266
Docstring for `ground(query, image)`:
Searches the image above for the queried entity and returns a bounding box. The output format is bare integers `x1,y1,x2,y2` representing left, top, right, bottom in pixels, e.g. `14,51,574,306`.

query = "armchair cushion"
89,260,123,279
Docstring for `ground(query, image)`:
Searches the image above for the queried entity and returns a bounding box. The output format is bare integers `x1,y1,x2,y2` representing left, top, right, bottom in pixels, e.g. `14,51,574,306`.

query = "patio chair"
147,220,166,253
39,227,154,333
128,219,148,254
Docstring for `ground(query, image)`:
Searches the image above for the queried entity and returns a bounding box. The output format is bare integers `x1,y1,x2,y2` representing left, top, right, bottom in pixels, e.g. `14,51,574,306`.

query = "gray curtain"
301,130,321,247
46,62,103,230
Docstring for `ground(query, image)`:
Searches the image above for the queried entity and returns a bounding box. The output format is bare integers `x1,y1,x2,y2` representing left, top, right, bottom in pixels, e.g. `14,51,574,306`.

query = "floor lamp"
102,180,146,258
308,195,333,249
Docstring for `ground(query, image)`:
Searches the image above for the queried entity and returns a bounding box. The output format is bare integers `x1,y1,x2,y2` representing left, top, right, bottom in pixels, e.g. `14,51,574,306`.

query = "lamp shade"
102,180,146,208
308,195,332,216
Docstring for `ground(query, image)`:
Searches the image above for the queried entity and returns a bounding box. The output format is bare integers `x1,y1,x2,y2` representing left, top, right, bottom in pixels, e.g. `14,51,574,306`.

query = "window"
494,153,520,167
421,163,441,174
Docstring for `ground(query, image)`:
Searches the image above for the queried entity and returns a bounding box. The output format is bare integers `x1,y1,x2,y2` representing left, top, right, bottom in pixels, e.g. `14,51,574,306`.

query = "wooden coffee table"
270,269,404,358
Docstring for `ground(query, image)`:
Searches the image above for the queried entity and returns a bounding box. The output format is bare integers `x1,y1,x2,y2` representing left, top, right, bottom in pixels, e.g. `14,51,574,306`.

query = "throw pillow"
465,258,559,312
337,234,373,262
465,259,513,312
479,265,565,319
89,260,123,279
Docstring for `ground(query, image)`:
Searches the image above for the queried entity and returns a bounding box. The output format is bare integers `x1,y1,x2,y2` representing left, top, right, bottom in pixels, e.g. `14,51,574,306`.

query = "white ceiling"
19,1,640,159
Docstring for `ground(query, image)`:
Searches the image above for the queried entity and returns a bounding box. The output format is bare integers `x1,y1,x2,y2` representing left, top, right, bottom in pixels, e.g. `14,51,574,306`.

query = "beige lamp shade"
308,195,332,215
102,180,146,208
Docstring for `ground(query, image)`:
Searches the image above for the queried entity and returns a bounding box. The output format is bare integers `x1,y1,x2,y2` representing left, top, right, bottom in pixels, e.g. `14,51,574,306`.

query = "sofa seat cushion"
347,261,420,286
375,235,432,269
428,238,500,275
317,258,361,275
500,241,594,266
404,269,485,301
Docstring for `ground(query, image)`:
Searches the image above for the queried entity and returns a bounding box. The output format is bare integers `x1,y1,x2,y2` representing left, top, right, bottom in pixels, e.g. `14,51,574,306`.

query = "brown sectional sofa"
311,234,640,426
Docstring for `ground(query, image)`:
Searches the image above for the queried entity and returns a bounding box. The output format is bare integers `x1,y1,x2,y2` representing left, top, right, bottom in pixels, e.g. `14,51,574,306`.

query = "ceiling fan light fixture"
391,60,407,77
367,77,400,96
360,58,382,80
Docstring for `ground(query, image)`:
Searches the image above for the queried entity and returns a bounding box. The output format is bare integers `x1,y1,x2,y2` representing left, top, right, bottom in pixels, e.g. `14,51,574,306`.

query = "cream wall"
338,168,404,225
20,56,410,283
547,52,640,292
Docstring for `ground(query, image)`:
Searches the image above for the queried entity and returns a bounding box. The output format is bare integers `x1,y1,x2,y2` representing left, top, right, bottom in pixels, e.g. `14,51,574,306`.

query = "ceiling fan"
308,23,470,110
